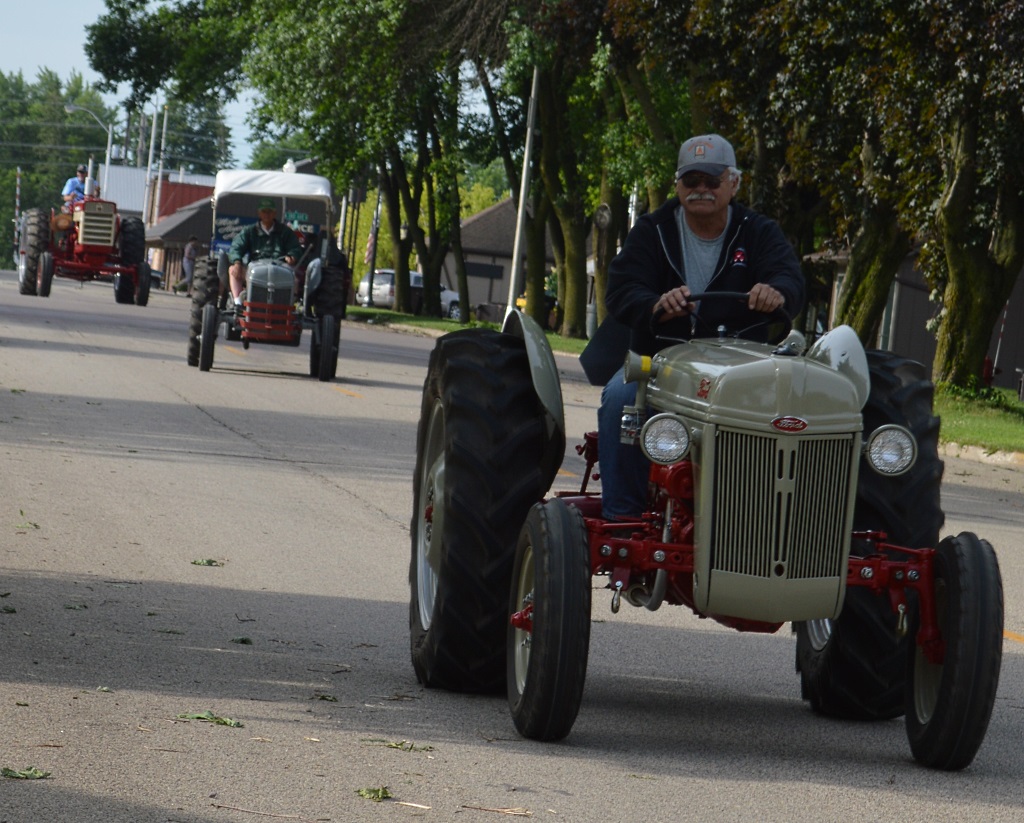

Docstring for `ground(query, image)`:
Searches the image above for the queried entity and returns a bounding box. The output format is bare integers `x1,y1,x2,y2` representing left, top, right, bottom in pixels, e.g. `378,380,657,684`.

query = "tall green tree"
1,71,119,251
737,0,914,343
518,3,616,338
687,0,1024,386
886,0,1024,386
86,0,247,170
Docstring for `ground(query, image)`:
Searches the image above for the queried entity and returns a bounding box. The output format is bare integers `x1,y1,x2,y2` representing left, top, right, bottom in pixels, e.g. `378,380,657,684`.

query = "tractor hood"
643,326,868,435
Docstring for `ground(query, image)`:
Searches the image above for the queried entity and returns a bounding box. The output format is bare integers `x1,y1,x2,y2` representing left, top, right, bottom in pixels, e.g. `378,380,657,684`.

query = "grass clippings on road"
1,766,50,780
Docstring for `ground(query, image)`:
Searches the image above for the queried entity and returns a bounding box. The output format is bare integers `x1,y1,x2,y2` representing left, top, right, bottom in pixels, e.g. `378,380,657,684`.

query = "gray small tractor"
186,169,350,380
409,299,1003,771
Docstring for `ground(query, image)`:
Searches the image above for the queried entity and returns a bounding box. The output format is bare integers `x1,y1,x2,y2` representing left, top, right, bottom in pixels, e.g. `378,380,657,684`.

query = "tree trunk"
558,219,589,339
548,209,566,332
537,66,589,339
594,173,627,327
835,199,910,345
933,115,1024,386
835,134,911,346
524,190,552,327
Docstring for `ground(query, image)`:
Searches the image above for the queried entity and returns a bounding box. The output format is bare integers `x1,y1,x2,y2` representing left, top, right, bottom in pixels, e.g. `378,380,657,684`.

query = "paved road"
1,272,1022,822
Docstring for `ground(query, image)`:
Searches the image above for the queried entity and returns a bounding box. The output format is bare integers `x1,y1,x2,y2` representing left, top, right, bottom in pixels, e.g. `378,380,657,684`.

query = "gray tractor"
409,297,1003,771
186,170,350,381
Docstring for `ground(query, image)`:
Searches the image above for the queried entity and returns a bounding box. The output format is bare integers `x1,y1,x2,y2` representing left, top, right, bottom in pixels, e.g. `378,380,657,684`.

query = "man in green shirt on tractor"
227,197,302,306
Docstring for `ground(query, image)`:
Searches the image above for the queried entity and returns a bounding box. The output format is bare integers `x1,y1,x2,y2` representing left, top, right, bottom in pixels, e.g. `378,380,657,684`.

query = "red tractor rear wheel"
18,209,49,297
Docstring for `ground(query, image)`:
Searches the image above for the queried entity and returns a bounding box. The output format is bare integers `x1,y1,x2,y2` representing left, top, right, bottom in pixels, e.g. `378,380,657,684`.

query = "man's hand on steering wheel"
654,285,695,322
748,283,784,313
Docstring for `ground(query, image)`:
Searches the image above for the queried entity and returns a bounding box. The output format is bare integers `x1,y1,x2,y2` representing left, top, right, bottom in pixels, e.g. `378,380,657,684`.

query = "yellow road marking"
332,387,363,398
1005,630,1024,645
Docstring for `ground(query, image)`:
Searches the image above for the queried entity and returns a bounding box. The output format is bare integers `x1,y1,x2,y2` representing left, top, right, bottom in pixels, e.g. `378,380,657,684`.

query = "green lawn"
933,387,1024,455
347,307,1024,455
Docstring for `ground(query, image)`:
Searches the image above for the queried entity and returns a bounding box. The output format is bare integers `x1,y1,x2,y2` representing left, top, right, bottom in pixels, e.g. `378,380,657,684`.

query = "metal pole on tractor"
505,65,540,324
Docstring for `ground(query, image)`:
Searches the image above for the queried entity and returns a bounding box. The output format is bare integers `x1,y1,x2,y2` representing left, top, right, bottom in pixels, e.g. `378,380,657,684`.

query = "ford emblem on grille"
772,416,808,432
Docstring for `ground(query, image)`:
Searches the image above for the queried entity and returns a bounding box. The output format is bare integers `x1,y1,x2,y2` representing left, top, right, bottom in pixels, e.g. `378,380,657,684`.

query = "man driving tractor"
227,197,301,306
61,164,100,208
598,133,805,519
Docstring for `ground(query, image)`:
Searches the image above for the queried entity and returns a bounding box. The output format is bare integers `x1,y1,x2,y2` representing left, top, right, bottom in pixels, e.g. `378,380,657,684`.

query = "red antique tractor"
17,192,152,306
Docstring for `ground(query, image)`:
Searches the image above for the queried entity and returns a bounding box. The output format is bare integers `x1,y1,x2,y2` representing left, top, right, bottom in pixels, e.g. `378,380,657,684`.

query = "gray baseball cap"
676,134,736,178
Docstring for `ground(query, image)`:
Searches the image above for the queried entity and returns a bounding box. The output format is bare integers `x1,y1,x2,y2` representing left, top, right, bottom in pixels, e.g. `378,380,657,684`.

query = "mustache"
686,193,716,202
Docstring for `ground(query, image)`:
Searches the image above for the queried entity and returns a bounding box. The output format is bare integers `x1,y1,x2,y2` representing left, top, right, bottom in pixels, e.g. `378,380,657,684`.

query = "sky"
1,0,254,169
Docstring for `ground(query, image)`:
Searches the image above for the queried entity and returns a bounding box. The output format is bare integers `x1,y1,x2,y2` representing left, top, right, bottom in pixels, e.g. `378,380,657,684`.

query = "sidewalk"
940,442,1024,469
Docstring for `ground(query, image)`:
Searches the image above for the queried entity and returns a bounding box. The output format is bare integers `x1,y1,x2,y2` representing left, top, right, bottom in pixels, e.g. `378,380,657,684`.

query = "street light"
64,103,113,196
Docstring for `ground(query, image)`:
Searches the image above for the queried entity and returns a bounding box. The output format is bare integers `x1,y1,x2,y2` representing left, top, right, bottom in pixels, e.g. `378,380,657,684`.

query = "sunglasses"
679,171,726,190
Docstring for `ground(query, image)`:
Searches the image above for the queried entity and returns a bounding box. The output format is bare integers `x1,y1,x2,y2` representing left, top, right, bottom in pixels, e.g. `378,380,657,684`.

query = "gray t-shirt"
676,204,731,296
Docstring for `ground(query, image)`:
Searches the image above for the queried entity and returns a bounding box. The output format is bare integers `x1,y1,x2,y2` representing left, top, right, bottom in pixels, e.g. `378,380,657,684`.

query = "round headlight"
641,413,691,464
864,425,917,476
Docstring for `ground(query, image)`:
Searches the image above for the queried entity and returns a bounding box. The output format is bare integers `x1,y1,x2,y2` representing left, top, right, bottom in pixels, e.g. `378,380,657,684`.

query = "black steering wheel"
655,290,792,344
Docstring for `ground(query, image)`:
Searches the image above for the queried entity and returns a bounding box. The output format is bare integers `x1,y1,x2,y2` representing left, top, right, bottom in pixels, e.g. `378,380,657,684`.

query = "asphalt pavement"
1,272,1022,823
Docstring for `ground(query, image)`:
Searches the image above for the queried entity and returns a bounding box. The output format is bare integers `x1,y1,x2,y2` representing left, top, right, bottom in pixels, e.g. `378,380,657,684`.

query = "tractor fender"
304,257,323,306
805,324,871,410
501,308,565,448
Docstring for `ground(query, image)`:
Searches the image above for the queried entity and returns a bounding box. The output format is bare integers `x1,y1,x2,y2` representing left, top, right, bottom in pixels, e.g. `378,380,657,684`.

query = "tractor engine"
246,260,296,306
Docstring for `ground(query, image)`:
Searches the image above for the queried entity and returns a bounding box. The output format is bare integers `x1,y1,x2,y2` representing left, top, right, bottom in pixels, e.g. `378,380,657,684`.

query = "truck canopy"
211,169,335,252
213,169,333,203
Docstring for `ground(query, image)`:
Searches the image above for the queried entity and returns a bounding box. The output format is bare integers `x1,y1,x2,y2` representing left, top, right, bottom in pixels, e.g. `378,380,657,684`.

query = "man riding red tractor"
18,161,152,305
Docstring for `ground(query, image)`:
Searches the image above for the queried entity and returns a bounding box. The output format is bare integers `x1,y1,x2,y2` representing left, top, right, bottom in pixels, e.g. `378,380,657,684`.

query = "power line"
0,142,106,151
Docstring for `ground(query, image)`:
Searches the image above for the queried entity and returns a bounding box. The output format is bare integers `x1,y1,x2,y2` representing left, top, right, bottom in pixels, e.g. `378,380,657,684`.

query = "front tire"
409,330,561,693
36,251,55,297
199,304,217,372
113,272,135,304
308,319,322,378
508,500,591,741
187,259,219,366
135,262,152,306
906,532,1002,770
317,314,337,382
796,351,943,720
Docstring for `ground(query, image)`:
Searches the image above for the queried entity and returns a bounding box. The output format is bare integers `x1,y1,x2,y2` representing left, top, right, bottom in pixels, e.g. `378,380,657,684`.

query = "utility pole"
364,185,382,307
142,102,159,224
153,104,170,223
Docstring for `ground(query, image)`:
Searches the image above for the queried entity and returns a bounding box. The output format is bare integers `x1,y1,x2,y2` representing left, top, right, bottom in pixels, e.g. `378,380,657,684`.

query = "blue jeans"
598,366,650,519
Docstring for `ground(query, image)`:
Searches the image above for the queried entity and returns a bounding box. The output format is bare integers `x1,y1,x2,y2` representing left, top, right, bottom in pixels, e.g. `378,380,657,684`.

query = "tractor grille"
249,283,293,306
79,212,117,246
711,429,855,580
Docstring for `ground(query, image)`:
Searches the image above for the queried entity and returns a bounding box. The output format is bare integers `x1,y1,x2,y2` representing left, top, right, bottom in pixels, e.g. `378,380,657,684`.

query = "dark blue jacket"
606,198,805,355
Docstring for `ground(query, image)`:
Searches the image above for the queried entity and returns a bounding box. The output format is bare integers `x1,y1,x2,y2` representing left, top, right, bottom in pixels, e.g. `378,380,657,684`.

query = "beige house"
442,198,557,320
